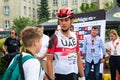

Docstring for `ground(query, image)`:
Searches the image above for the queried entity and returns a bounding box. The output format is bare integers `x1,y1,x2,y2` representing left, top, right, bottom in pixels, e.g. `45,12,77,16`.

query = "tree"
37,0,50,23
80,3,89,13
103,1,115,11
52,12,56,18
13,17,37,34
80,3,99,13
88,3,99,12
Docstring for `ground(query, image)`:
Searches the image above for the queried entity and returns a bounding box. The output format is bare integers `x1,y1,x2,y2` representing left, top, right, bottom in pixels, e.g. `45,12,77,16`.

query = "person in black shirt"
2,30,21,62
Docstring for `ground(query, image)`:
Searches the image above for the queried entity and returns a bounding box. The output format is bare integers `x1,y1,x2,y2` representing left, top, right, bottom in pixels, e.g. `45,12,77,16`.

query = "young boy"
10,27,43,80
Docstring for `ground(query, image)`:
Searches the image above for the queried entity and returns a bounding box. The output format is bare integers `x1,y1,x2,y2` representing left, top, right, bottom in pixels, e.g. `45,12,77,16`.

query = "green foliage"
38,18,47,24
105,28,120,41
13,17,29,34
88,3,99,12
28,20,37,26
80,3,89,13
80,3,99,13
13,17,37,34
116,28,120,36
105,29,111,41
20,41,26,52
52,12,56,18
114,0,117,4
0,39,5,53
0,56,9,77
103,1,115,11
37,0,50,22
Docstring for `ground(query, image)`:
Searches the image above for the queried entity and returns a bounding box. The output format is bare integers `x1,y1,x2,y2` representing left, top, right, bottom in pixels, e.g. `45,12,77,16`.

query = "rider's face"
59,18,72,31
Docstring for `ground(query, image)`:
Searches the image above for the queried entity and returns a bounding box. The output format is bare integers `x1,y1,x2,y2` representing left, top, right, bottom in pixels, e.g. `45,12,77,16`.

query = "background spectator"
106,29,120,80
83,26,106,80
2,30,21,62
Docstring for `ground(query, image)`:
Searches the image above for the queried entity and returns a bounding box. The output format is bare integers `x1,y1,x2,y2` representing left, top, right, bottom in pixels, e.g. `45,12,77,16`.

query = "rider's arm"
46,34,58,80
46,53,54,80
77,51,84,77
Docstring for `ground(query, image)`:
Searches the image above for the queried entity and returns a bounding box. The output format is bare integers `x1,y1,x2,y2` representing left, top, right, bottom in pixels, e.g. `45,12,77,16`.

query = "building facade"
0,0,113,29
0,0,39,29
48,0,113,18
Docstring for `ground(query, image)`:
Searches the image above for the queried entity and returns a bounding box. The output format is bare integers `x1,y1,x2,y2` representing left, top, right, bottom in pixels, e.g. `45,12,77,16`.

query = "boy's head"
56,7,74,32
21,27,42,53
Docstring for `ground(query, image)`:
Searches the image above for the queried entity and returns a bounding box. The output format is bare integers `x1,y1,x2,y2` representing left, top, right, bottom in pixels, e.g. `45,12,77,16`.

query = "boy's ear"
33,39,37,46
34,39,40,47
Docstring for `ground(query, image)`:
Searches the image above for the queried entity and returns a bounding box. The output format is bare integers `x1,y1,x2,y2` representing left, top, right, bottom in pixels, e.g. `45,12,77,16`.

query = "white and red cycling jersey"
47,31,80,74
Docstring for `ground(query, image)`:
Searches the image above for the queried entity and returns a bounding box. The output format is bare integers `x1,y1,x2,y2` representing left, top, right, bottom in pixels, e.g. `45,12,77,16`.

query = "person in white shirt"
36,25,50,80
106,29,120,80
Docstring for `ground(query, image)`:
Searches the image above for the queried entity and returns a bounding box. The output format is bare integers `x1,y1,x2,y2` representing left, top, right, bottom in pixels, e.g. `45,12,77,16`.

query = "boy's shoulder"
1,53,36,80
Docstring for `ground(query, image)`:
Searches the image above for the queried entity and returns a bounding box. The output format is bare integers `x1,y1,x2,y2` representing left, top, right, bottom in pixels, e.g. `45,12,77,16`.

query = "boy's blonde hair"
21,27,42,47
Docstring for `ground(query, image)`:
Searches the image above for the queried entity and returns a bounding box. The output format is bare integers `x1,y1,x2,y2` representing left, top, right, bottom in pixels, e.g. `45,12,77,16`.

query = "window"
52,10,58,18
53,0,58,5
53,10,58,15
32,0,35,4
24,6,27,15
4,20,10,29
73,8,77,14
92,0,98,2
62,0,67,4
72,0,77,4
33,8,35,17
28,0,31,3
4,6,10,15
29,7,31,16
36,0,39,3
82,0,87,3
4,0,8,1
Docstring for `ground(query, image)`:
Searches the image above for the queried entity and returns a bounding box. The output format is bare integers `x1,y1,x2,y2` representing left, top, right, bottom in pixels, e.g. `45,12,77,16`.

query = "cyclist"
46,7,85,80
